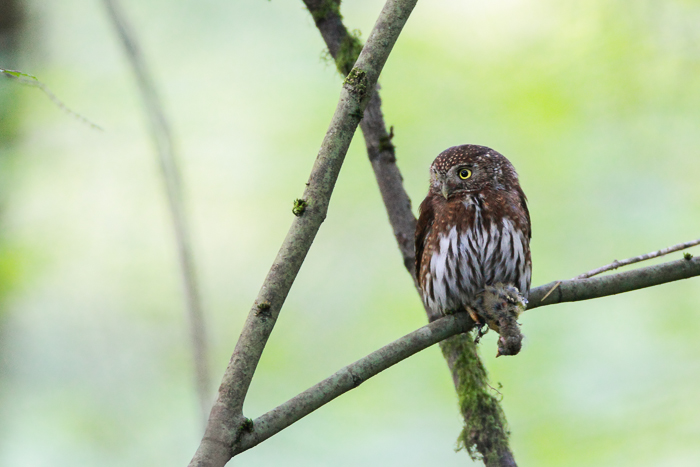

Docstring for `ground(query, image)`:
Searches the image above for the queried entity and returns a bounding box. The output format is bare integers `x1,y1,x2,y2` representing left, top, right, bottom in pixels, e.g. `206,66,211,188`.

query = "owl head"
429,144,520,200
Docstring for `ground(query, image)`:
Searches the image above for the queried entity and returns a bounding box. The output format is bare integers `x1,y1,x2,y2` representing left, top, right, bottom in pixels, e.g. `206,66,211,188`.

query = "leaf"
0,68,39,81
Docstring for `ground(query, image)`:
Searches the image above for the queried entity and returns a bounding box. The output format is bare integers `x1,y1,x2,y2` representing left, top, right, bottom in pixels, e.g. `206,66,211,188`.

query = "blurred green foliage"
0,0,699,466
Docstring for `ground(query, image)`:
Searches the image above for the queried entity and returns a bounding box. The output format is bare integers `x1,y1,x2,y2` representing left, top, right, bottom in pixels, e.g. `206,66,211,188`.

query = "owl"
415,144,531,326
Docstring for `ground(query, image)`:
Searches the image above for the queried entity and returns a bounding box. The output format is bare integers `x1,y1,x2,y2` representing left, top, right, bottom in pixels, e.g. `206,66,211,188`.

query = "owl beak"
441,184,450,200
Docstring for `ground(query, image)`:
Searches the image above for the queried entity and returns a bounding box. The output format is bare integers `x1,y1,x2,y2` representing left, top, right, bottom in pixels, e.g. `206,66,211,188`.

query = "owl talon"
467,307,481,324
474,322,488,344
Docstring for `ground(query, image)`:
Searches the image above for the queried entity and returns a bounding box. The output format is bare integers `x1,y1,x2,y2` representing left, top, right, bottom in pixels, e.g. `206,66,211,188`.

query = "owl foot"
474,322,489,344
466,306,488,343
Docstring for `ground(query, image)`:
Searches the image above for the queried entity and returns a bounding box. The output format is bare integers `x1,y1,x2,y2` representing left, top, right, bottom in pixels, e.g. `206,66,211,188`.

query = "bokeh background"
1,0,699,465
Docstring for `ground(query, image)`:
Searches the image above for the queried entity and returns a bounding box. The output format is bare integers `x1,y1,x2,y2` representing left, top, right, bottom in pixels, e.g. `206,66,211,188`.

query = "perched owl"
415,144,531,327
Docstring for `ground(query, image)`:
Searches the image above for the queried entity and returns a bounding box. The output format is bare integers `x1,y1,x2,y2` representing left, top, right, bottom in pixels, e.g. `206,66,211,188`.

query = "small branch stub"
241,418,254,432
378,125,395,153
292,198,307,216
256,301,271,317
234,418,255,445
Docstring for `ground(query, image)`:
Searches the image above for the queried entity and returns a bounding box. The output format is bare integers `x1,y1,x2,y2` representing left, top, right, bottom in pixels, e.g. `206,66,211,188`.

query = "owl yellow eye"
458,168,472,180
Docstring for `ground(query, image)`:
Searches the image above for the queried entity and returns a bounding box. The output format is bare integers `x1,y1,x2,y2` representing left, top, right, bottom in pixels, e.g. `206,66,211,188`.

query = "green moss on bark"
343,67,368,97
440,334,511,465
308,0,342,24
292,198,307,216
336,30,363,76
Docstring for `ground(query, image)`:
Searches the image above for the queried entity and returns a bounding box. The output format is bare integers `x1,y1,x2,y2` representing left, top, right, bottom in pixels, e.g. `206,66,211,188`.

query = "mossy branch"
188,1,419,466
307,0,341,25
336,30,363,75
441,335,515,467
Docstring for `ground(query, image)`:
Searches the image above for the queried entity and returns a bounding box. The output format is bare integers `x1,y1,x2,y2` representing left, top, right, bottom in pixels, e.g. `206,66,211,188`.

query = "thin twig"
538,282,560,303
188,2,419,466
1,68,103,130
101,0,211,424
539,238,700,302
575,237,700,279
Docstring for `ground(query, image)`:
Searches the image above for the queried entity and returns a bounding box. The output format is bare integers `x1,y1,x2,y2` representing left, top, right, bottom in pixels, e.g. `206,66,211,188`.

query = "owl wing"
414,195,436,284
517,187,531,240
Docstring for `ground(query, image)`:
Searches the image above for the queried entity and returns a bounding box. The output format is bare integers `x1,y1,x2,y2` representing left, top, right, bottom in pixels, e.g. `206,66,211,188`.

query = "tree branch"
304,0,418,282
186,3,700,465
208,256,700,459
233,313,475,454
101,0,211,424
303,2,515,464
188,1,419,466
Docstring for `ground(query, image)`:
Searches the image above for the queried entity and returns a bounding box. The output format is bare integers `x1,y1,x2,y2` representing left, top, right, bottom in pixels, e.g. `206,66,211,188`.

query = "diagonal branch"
188,1,419,466
101,0,211,424
233,312,475,454
303,2,515,465
304,0,418,281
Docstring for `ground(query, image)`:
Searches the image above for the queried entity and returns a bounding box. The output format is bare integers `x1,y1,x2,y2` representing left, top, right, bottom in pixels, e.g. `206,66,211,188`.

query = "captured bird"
415,144,531,339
